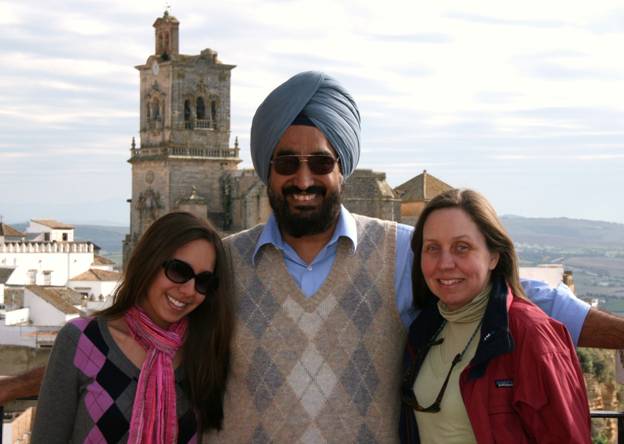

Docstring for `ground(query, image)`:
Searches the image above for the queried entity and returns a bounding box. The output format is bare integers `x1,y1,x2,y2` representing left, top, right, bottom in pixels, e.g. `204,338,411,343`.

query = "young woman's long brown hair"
411,188,526,308
99,212,234,432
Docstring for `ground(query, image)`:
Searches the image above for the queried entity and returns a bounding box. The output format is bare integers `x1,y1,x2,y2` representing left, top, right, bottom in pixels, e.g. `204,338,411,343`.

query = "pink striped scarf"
124,306,188,444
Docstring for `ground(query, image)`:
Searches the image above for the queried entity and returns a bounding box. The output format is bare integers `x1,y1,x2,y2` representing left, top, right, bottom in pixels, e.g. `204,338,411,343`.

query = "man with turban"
5,72,622,442
206,70,624,442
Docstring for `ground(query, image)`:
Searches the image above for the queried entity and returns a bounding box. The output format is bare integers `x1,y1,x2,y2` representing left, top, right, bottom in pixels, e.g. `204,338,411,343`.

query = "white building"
22,286,82,326
91,255,116,272
0,220,121,338
0,268,14,308
68,268,121,308
519,264,566,288
519,264,576,296
0,220,96,287
26,219,74,242
0,241,95,287
0,223,25,243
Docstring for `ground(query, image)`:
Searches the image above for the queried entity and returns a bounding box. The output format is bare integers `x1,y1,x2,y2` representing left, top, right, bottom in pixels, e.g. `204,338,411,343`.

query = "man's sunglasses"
270,154,339,176
162,259,218,296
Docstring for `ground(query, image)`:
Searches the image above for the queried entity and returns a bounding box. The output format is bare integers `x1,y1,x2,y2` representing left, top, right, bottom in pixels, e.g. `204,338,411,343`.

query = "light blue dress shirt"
252,207,590,344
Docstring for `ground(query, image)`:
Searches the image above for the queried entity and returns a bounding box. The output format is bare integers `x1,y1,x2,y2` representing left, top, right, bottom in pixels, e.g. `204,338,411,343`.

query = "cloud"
5,52,132,80
371,33,452,44
446,11,568,28
575,154,624,160
0,105,135,125
587,9,624,34
2,1,624,224
57,13,112,36
0,1,28,25
0,151,34,159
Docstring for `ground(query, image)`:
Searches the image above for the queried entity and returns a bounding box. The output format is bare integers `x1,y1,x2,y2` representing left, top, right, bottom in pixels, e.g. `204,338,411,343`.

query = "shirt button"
307,266,313,271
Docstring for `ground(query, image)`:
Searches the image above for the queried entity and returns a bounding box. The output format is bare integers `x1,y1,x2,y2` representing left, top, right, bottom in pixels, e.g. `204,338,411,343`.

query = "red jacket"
400,277,591,443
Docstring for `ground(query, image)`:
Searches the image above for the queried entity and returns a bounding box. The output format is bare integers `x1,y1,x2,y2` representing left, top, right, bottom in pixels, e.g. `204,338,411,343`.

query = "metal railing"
195,118,215,129
2,402,622,441
591,410,624,444
130,145,239,159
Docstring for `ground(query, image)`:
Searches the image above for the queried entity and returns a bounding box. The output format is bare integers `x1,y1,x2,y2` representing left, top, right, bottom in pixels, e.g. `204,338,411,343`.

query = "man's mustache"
282,186,326,196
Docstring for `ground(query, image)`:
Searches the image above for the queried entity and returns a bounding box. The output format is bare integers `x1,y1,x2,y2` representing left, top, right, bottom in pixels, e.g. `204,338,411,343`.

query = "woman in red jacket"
400,188,591,443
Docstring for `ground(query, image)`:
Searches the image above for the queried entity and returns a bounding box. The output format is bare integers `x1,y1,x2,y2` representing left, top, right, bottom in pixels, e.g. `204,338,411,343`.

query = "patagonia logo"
495,379,513,388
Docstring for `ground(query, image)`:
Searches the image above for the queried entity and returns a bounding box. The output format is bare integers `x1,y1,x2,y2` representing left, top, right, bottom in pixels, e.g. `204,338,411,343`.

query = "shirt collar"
252,205,358,265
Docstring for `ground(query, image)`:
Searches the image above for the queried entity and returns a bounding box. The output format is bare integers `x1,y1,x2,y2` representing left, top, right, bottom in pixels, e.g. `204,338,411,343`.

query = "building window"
28,269,37,284
211,100,217,129
184,99,191,120
62,233,68,241
196,97,205,119
196,97,210,129
43,270,52,285
44,233,50,241
152,99,161,120
184,99,192,129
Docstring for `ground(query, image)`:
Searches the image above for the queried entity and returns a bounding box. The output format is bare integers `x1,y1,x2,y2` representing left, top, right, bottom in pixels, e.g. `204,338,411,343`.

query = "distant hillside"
499,216,624,303
9,217,624,295
501,215,624,251
10,216,624,256
73,225,127,256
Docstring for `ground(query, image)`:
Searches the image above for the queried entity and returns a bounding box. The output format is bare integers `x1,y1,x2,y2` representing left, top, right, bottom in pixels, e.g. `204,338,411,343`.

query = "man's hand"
0,367,45,405
578,308,624,349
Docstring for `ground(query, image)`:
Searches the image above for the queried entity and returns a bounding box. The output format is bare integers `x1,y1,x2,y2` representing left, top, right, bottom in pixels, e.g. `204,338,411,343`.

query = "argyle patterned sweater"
31,316,197,443
208,214,405,443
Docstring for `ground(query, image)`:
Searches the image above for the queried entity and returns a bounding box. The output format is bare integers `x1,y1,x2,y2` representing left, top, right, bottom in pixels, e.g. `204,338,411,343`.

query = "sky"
1,0,623,226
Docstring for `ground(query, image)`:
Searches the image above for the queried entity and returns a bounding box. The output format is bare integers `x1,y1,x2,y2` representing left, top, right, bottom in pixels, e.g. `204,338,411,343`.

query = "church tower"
123,11,240,262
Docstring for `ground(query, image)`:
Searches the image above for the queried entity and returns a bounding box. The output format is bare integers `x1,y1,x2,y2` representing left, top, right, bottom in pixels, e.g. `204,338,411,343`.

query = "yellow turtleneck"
412,283,491,444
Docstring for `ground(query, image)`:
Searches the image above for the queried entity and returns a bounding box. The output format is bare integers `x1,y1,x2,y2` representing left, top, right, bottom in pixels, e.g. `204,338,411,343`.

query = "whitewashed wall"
84,297,113,314
92,263,115,272
519,265,564,288
4,308,29,325
0,324,59,347
68,279,119,300
27,221,74,242
0,244,94,286
23,289,78,326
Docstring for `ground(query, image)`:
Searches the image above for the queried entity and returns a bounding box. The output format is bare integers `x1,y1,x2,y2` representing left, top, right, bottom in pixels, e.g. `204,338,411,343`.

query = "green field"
600,297,624,316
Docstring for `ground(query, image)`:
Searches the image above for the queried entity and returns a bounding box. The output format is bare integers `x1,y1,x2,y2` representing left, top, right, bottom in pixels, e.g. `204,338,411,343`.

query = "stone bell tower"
123,10,240,262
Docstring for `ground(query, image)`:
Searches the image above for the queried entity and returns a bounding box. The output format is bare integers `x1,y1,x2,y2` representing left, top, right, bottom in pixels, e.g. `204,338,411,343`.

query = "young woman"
400,189,591,443
32,212,233,443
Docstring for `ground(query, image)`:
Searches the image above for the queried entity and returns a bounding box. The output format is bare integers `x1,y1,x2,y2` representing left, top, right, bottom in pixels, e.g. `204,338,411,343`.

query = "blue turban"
250,71,361,184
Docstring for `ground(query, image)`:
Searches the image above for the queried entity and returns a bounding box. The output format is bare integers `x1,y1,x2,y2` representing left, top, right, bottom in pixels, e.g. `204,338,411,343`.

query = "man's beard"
268,185,342,238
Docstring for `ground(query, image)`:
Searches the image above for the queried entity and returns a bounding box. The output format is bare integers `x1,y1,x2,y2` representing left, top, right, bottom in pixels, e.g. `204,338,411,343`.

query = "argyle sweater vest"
208,215,405,443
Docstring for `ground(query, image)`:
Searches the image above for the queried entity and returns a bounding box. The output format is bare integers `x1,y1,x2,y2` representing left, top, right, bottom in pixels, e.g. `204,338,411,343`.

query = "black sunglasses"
162,259,218,296
402,320,482,413
402,345,460,413
270,154,338,176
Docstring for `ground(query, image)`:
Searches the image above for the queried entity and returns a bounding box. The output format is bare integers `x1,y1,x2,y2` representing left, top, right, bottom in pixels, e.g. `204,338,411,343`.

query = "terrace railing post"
591,411,624,443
